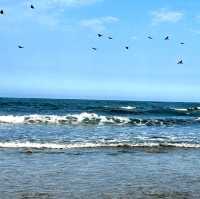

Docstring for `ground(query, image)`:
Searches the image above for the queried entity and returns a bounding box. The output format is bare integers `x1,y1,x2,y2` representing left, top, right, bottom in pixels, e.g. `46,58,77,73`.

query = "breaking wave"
120,106,136,110
172,107,200,111
0,113,199,126
97,106,200,116
0,141,200,149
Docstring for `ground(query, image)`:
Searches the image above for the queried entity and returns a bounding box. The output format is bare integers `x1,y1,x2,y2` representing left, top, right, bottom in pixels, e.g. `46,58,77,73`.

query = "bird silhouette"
108,36,113,40
177,60,183,64
97,34,103,37
92,47,97,51
18,45,24,49
180,42,184,45
148,36,153,39
125,46,129,50
0,10,4,15
165,36,169,40
30,5,35,9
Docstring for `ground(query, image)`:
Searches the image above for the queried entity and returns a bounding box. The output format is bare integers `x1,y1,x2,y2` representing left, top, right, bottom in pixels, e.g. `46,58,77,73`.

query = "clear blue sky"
0,0,200,101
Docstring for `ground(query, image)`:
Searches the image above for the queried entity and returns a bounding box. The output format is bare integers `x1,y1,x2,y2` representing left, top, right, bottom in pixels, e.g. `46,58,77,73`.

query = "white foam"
0,113,131,125
0,113,197,126
163,143,200,148
0,141,199,149
0,141,159,149
173,107,200,112
172,108,188,112
0,142,67,149
0,115,25,123
120,106,136,110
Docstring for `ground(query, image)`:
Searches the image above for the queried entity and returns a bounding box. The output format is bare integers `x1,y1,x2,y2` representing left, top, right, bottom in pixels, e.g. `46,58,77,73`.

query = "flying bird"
30,4,35,9
0,10,4,15
180,42,184,45
125,46,129,50
97,34,103,38
177,60,183,64
108,36,113,40
92,47,97,51
148,36,153,39
18,45,24,49
164,36,169,40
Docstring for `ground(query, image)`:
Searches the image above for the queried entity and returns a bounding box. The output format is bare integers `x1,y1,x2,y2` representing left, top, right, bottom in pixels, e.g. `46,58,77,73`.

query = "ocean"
1,98,200,198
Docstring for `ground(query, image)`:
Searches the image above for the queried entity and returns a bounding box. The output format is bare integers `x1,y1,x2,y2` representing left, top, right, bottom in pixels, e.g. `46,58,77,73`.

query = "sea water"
1,98,200,198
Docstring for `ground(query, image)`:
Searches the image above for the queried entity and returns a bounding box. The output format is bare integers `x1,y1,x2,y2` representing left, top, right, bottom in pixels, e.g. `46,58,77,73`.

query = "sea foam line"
120,106,136,110
0,141,200,149
0,113,131,125
0,113,198,126
172,107,200,112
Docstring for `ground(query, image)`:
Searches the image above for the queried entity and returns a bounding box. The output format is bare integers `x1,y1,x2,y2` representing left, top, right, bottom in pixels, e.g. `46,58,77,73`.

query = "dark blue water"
1,98,200,198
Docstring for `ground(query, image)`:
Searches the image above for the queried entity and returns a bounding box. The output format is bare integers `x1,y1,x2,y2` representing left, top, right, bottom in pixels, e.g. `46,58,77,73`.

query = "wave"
172,108,188,112
0,141,200,149
171,107,200,112
120,106,136,110
94,106,200,114
97,106,200,116
88,106,138,114
102,106,200,116
0,113,199,126
0,113,130,125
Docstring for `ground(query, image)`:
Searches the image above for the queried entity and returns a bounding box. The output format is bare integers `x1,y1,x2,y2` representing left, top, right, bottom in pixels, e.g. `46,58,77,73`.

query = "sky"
0,0,200,102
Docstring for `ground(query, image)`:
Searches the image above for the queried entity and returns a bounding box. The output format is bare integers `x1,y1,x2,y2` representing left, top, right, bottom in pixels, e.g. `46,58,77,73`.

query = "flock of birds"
1,5,184,64
0,4,35,49
93,33,184,64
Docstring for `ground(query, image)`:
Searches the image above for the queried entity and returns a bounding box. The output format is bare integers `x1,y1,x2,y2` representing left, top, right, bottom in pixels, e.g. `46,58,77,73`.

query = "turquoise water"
1,98,200,198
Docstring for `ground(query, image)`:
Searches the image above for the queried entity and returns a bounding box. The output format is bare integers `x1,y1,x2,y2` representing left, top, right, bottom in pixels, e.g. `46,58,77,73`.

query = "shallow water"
1,98,200,198
1,148,200,198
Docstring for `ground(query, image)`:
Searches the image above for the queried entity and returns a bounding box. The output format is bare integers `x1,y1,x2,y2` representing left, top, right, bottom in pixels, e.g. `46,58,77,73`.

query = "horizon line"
0,96,199,104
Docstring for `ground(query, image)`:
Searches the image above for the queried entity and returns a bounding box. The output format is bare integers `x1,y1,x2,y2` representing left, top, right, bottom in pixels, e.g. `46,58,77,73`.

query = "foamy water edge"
0,141,200,149
0,113,199,126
